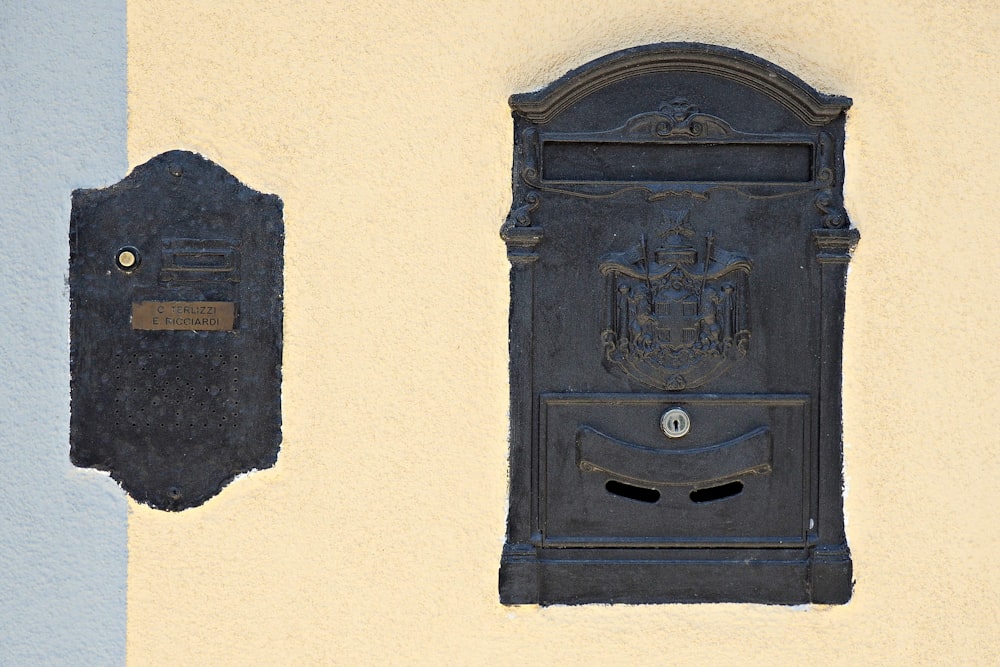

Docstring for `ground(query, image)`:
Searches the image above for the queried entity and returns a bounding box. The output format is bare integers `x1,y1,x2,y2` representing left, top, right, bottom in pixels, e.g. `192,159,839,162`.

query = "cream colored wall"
127,1,1000,664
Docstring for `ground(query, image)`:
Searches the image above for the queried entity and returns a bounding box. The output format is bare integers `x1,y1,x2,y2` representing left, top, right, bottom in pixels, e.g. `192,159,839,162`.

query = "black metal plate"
70,150,283,511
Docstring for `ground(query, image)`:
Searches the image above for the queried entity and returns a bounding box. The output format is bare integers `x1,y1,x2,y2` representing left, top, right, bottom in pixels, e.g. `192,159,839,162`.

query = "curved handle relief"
576,424,772,487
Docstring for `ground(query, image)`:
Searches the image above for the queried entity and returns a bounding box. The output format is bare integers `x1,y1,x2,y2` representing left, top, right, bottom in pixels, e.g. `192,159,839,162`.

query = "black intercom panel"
500,44,858,604
70,150,283,511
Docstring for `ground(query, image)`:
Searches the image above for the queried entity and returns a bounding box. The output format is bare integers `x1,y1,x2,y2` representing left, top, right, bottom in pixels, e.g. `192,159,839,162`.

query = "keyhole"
660,408,690,438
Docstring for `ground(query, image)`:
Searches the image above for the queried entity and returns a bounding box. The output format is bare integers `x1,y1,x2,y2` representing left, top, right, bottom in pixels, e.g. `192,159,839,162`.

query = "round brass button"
115,246,140,271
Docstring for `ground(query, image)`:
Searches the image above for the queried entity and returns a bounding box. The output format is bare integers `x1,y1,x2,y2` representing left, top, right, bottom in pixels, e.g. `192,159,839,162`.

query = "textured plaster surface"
127,1,1000,664
0,2,128,665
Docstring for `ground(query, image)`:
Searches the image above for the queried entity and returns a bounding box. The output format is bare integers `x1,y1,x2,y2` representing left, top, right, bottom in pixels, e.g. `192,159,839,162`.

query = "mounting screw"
660,407,690,438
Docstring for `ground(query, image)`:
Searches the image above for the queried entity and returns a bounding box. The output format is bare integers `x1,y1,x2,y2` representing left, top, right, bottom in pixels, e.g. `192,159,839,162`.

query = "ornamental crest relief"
600,212,752,391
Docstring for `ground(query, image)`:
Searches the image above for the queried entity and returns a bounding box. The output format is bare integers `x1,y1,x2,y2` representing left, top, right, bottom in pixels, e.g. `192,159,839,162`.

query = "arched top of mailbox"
510,43,851,127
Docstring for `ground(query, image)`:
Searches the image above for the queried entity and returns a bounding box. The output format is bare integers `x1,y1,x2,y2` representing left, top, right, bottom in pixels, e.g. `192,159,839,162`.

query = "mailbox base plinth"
500,545,852,606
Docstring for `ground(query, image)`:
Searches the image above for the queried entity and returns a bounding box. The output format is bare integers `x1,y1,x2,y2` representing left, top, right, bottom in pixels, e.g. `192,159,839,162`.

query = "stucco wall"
0,3,128,665
117,0,999,664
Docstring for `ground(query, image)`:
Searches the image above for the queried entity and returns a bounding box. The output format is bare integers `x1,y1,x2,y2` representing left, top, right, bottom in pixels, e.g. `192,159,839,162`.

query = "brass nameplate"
131,301,236,331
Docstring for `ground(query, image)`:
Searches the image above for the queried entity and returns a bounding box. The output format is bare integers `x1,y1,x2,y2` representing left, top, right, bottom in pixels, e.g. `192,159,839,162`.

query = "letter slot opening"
605,479,661,504
689,480,744,503
542,142,814,183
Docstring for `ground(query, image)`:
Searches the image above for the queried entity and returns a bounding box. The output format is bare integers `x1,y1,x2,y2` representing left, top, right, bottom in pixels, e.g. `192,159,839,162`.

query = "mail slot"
69,150,283,511
500,44,858,604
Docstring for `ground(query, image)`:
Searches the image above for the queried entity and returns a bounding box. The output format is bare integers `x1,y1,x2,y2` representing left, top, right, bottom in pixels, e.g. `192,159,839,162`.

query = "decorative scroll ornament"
500,192,543,259
508,191,540,227
814,190,846,228
622,98,736,139
814,131,846,228
600,211,752,391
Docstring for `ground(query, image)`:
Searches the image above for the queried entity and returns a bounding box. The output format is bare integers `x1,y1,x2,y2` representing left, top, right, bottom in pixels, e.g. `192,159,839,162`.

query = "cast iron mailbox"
70,151,283,511
500,44,858,604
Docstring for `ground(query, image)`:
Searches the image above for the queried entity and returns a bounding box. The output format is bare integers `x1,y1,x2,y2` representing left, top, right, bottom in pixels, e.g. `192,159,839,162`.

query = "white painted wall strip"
0,2,128,664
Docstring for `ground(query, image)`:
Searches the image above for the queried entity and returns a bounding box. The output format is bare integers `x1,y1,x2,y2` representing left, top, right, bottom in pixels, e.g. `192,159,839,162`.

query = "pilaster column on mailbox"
500,200,544,548
499,43,858,605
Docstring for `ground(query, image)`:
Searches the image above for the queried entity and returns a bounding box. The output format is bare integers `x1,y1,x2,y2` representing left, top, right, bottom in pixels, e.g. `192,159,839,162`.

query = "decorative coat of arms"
600,212,752,391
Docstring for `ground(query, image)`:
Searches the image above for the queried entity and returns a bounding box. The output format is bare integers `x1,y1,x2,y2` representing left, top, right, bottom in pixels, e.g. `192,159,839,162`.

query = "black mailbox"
69,151,283,511
500,44,858,604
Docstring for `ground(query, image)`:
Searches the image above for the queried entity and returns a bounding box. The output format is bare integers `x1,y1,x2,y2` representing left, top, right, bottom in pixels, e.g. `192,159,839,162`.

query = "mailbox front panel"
500,44,858,604
70,151,283,511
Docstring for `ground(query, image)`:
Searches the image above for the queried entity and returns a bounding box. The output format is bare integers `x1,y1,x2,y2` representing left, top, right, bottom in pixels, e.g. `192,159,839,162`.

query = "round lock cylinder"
660,407,690,438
